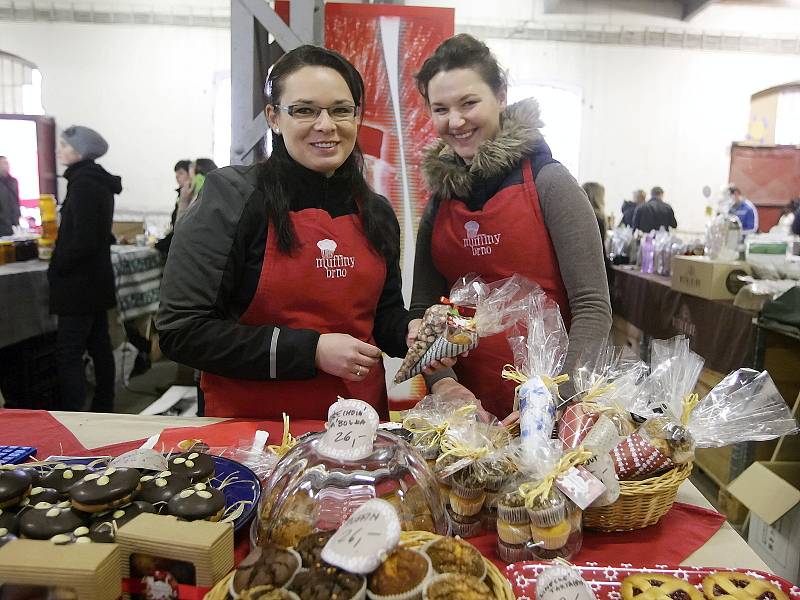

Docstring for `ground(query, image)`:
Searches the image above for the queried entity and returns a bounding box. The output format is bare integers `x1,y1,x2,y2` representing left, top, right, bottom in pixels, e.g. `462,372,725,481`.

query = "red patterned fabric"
0,409,89,458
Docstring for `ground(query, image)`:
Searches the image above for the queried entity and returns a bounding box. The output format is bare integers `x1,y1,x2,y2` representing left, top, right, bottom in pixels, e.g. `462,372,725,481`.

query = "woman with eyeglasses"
410,34,612,420
156,45,462,419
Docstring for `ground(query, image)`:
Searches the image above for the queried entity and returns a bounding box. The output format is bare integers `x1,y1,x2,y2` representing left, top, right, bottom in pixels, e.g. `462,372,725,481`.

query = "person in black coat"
48,126,121,412
632,186,677,233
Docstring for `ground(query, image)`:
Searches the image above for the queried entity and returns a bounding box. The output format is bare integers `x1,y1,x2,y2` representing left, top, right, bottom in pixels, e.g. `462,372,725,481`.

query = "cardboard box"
728,461,800,584
671,255,751,300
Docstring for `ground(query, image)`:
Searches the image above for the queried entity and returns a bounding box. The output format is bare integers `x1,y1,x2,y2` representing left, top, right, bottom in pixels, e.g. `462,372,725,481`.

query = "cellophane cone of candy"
394,274,535,383
686,368,799,450
436,418,512,538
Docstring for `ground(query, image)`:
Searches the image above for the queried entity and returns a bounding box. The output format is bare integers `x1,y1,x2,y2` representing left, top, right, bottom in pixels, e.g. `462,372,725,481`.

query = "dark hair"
728,185,741,195
194,158,218,176
414,34,507,103
651,186,664,197
174,160,191,173
259,45,396,262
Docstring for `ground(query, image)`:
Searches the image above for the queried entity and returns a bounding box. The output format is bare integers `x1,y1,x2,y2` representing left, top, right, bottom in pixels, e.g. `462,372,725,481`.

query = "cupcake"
423,573,492,600
496,490,528,524
423,537,485,580
367,548,431,600
446,507,482,539
526,488,566,528
232,544,301,597
496,539,530,564
295,530,335,568
290,566,365,600
497,519,530,546
530,519,570,550
449,470,485,517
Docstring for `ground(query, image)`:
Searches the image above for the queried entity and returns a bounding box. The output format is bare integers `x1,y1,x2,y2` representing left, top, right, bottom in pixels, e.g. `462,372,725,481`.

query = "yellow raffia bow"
580,378,616,406
436,430,491,465
517,447,593,508
680,393,699,426
402,404,477,449
501,364,569,409
267,413,296,458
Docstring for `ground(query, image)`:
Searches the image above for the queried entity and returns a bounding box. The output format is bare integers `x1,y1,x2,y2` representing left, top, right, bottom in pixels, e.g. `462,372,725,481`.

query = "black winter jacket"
632,198,677,233
48,160,121,315
156,161,411,381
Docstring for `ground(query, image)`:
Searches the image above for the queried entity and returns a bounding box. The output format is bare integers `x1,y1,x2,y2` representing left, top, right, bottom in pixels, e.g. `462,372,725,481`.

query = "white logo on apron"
316,238,356,278
462,220,501,256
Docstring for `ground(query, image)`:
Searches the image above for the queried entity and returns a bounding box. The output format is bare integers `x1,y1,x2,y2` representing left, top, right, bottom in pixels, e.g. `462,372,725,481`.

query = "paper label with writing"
318,398,379,461
320,498,401,574
110,449,169,472
555,465,606,510
535,566,598,600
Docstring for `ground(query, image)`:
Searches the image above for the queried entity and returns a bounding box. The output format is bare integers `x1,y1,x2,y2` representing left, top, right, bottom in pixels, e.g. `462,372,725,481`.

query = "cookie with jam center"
89,500,155,543
167,452,215,483
69,467,142,513
40,464,91,495
0,468,33,508
136,470,192,513
167,482,226,522
18,500,88,540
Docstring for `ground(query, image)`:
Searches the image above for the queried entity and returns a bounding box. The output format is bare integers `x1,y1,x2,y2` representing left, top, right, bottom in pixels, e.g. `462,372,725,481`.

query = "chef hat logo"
317,239,337,258
464,220,480,238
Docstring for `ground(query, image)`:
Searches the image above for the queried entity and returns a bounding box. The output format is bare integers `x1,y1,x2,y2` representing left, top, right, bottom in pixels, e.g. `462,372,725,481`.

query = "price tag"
320,498,401,574
555,465,606,510
109,448,169,472
318,398,379,461
536,566,598,600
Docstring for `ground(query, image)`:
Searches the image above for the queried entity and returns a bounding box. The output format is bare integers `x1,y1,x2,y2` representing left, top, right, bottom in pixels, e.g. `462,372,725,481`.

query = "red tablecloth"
0,410,727,570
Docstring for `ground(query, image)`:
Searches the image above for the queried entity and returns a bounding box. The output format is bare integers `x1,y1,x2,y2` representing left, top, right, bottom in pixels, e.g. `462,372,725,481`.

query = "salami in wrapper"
610,430,674,479
558,403,599,449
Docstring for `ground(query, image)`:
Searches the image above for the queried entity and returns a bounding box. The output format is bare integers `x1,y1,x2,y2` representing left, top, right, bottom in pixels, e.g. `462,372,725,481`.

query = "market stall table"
0,259,56,348
29,411,770,572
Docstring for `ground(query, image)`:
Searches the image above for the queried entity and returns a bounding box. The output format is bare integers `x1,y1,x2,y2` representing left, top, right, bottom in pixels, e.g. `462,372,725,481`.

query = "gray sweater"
410,99,612,393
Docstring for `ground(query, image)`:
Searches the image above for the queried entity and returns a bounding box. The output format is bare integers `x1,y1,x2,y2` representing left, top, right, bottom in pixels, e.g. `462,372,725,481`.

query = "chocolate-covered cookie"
0,468,32,508
40,464,91,494
167,452,215,483
0,507,20,536
18,486,61,510
69,467,141,513
136,470,192,513
18,501,88,540
167,482,226,522
89,500,154,543
50,524,92,545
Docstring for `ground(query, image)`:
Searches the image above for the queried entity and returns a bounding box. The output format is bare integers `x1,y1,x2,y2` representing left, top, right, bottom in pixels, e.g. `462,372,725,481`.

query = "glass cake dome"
257,430,448,546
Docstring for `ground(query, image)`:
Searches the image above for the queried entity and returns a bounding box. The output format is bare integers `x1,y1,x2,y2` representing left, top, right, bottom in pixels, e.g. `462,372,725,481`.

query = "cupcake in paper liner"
447,507,483,538
366,548,432,600
497,517,531,546
497,539,531,563
422,537,486,581
230,544,302,599
526,487,567,527
530,519,571,550
558,403,600,449
448,469,485,517
611,430,674,479
496,490,529,524
423,573,492,600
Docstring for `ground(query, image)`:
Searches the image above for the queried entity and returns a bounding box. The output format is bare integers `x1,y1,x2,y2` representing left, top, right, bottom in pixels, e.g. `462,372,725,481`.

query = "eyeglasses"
273,104,359,122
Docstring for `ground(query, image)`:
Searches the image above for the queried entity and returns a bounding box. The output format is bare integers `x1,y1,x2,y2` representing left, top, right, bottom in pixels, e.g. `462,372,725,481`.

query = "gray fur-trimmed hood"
421,98,545,199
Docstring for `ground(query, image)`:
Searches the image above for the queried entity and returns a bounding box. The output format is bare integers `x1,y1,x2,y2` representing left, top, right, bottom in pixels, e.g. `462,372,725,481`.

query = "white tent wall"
0,20,229,219
486,37,800,234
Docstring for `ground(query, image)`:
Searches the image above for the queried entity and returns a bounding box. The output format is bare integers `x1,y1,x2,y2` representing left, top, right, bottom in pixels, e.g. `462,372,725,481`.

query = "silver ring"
356,366,363,376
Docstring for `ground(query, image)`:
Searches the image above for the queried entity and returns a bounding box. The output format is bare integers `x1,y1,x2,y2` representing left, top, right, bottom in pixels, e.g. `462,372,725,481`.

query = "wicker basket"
583,462,692,532
204,531,513,600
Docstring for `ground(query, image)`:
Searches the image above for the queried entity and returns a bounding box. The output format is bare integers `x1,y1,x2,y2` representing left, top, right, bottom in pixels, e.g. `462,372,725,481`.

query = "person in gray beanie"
60,125,109,161
49,125,121,412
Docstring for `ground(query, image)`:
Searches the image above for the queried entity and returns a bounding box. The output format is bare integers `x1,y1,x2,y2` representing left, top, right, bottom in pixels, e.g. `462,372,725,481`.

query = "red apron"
431,158,570,419
202,208,388,419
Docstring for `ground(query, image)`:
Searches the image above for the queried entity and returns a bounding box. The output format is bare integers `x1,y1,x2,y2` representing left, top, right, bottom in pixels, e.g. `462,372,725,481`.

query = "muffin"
449,470,485,518
232,544,301,596
526,488,566,528
290,565,365,600
423,573,492,600
497,519,530,546
295,530,335,568
368,548,431,599
496,538,530,564
496,490,527,524
423,537,485,580
530,519,570,550
446,507,482,539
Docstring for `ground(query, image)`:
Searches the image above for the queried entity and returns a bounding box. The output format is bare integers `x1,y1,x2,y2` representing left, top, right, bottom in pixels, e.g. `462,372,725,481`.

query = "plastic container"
258,430,448,547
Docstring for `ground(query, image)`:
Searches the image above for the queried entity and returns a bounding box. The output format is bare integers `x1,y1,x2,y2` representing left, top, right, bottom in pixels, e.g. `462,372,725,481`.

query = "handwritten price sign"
320,498,401,573
318,398,379,461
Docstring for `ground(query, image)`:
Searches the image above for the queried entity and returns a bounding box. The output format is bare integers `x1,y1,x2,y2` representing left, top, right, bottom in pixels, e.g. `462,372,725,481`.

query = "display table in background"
0,260,56,348
0,409,769,572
